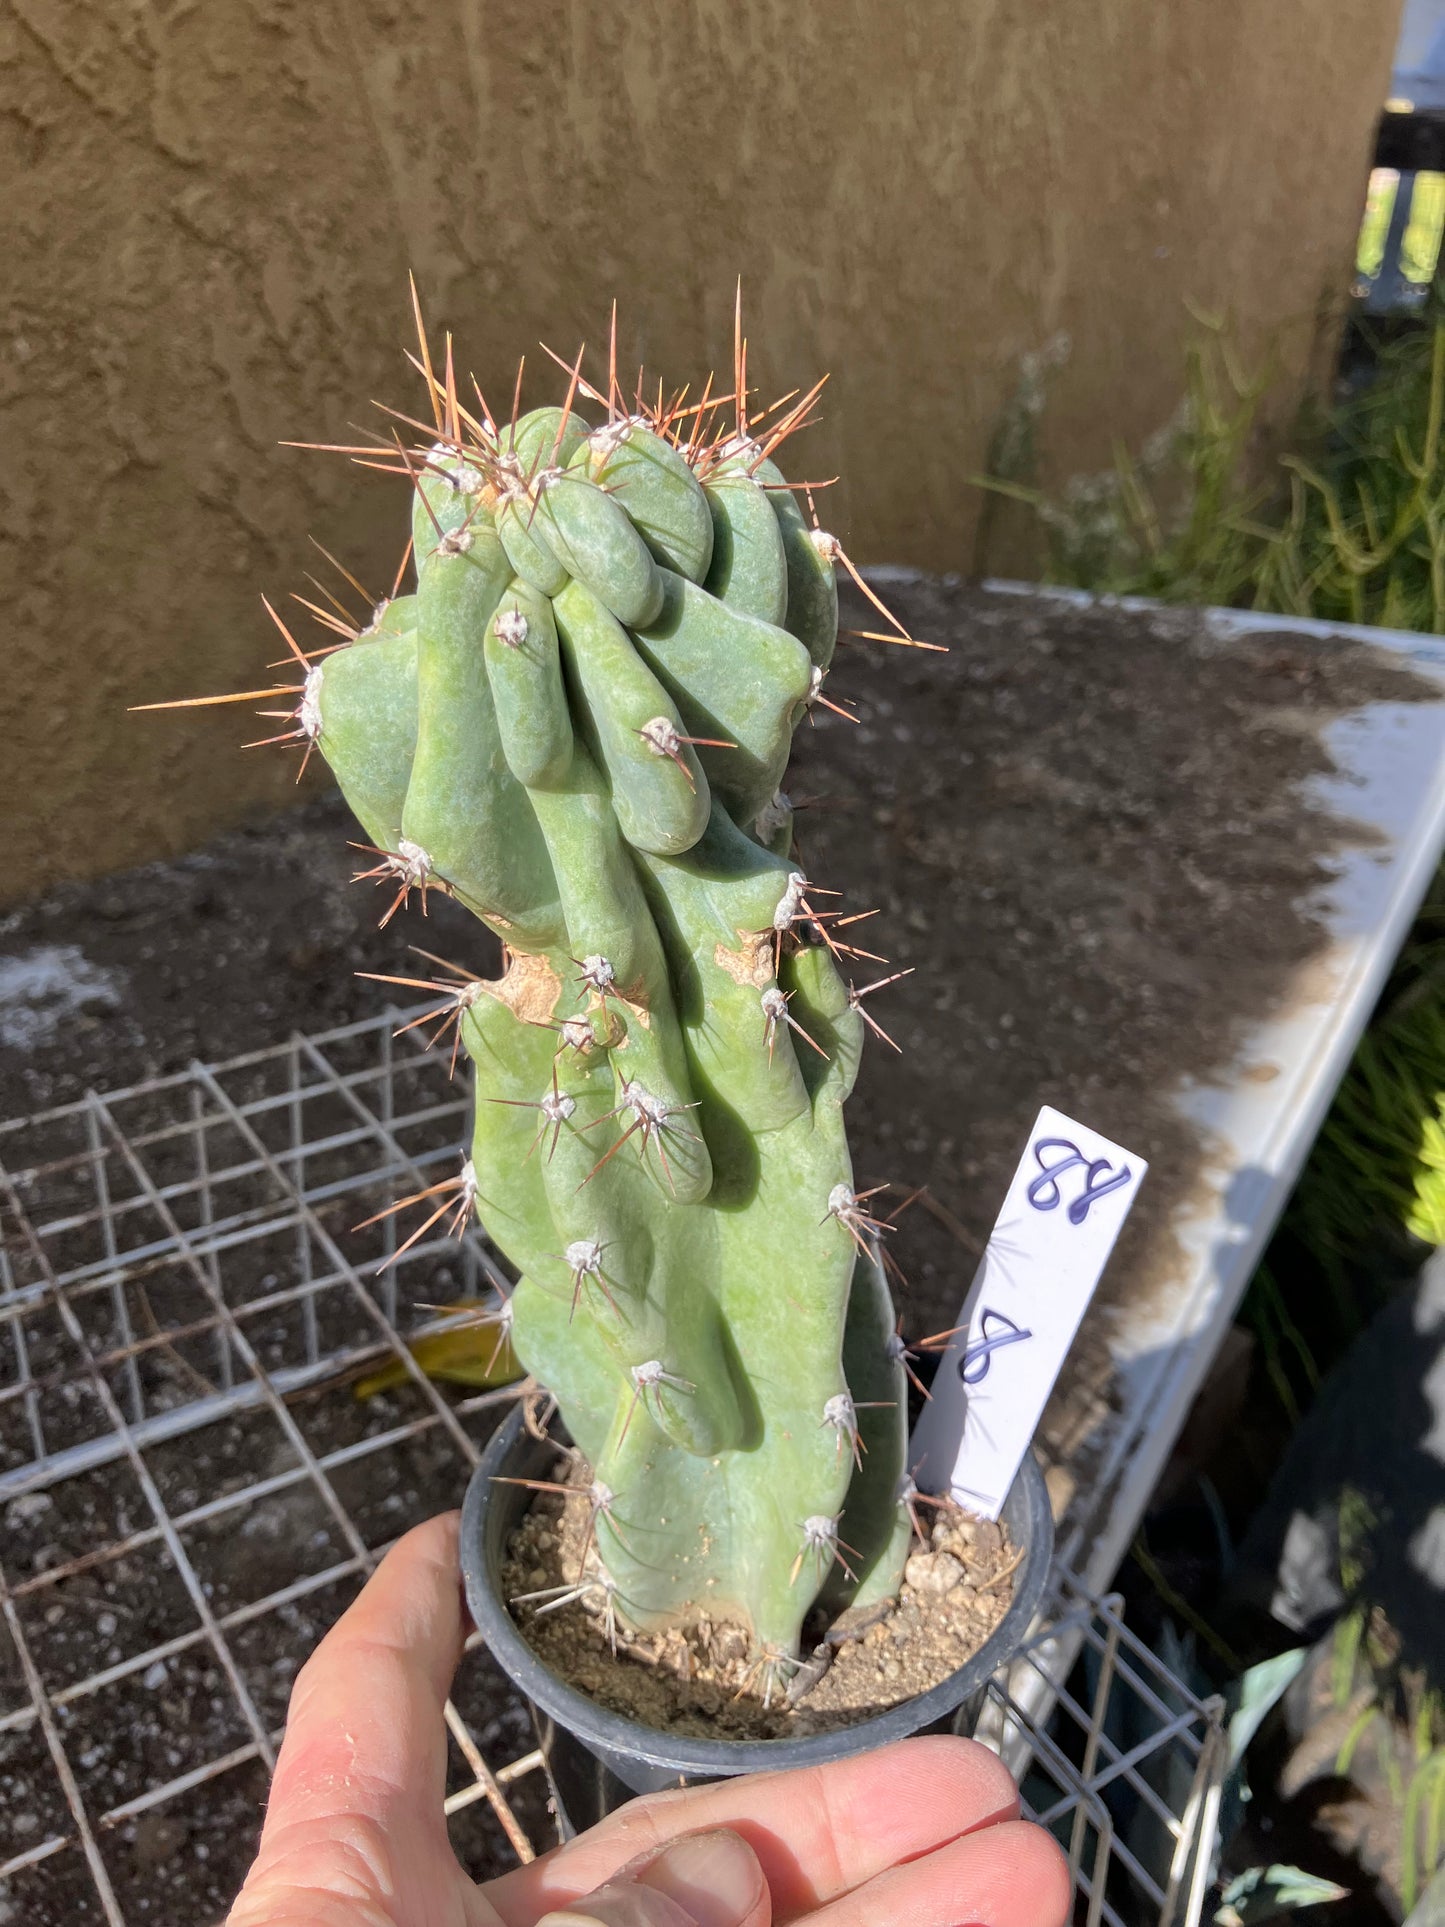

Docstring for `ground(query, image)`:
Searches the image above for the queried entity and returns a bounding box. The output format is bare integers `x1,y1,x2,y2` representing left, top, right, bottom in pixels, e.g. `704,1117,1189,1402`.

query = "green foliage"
1334,1672,1445,1912
1356,169,1445,290
973,311,1445,634
306,340,911,1667
970,314,1278,605
1278,872,1445,1362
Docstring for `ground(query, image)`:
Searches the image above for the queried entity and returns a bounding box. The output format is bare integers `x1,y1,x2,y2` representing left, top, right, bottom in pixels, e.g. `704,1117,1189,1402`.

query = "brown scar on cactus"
481,951,564,1027
714,931,775,990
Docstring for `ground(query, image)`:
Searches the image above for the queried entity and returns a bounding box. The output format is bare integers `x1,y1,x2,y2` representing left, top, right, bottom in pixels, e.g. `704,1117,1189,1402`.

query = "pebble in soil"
502,1461,1019,1740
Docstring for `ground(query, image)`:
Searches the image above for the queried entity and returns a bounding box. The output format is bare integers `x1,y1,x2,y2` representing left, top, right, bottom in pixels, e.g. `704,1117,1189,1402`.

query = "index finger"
228,1512,465,1927
265,1510,464,1834
486,1735,1020,1924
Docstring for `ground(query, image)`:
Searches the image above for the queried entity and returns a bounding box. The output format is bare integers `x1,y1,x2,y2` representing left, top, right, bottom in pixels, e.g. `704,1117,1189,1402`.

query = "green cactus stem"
143,302,938,1680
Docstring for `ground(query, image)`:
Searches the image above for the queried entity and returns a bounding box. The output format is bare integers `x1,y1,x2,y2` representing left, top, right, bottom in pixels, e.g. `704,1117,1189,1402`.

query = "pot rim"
460,1404,1055,1778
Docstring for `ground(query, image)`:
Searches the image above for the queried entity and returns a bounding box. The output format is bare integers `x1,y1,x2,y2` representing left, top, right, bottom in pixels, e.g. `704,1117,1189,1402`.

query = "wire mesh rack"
0,1009,1226,1925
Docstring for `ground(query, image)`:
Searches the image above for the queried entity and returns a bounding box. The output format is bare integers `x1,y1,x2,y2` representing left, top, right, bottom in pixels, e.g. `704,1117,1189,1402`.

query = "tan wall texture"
0,0,1401,904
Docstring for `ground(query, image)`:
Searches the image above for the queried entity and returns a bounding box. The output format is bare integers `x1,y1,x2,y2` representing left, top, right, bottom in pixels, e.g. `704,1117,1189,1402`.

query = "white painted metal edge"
976,580,1445,1590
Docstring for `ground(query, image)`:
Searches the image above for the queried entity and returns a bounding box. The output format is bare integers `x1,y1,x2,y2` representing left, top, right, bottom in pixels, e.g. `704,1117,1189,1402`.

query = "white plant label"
909,1105,1147,1520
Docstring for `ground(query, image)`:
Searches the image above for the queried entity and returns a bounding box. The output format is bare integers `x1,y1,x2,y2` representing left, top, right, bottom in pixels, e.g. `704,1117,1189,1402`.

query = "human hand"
228,1513,1070,1926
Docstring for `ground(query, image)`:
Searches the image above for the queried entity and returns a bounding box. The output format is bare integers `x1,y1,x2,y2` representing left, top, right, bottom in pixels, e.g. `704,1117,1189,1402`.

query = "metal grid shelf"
0,1011,1224,1925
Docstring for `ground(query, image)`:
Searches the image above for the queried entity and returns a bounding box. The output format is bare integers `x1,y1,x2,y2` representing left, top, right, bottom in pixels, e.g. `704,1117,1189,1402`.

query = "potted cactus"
147,299,1051,1814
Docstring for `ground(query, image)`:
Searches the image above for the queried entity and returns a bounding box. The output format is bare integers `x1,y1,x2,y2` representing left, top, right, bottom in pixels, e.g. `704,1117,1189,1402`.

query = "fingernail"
637,1828,763,1927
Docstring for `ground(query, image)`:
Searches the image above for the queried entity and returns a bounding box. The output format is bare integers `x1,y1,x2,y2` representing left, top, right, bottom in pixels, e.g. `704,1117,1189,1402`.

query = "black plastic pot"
460,1407,1054,1834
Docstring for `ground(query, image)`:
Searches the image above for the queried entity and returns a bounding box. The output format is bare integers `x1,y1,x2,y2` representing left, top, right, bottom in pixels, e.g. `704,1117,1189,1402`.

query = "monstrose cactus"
154,304,933,1686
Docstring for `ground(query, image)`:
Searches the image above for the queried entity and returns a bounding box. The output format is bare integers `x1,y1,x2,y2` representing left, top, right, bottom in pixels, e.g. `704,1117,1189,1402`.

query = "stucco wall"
1,1,1400,902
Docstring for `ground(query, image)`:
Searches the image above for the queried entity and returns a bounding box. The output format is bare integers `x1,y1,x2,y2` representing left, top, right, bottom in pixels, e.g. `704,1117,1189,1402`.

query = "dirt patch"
501,1453,1017,1740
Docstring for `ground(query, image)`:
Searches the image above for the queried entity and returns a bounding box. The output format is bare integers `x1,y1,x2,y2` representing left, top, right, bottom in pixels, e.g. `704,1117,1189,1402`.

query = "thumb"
537,1829,768,1927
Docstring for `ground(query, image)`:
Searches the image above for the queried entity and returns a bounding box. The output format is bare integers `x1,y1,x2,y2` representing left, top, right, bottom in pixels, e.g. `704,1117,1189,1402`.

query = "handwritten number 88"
1027,1137,1131,1225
